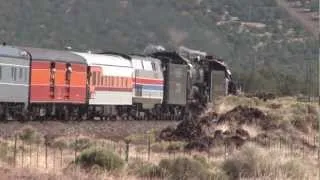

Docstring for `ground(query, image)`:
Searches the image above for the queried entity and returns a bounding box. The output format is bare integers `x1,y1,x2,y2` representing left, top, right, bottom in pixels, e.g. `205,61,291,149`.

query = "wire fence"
0,133,318,179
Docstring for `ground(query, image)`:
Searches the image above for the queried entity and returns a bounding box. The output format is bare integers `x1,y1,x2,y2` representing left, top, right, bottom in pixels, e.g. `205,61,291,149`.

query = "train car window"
101,76,104,86
11,67,17,81
116,77,119,87
11,67,14,80
122,77,125,88
97,72,101,86
136,85,142,96
19,68,23,79
142,61,152,71
128,79,132,88
111,77,114,87
92,72,96,85
132,59,143,70
15,67,18,81
65,63,72,82
24,68,27,82
50,62,56,69
151,62,156,72
86,67,91,85
125,78,129,88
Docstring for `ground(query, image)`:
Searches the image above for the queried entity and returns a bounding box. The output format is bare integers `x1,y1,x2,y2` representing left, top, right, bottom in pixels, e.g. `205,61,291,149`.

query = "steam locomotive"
0,44,236,121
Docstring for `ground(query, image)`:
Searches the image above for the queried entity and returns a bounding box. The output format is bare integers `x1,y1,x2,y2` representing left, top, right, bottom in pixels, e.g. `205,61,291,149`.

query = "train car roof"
151,51,188,65
0,45,30,60
73,52,132,67
19,47,87,64
130,54,161,62
97,51,132,60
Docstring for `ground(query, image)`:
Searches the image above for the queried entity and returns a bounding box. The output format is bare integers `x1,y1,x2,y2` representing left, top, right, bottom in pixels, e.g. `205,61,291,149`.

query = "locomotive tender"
0,44,234,121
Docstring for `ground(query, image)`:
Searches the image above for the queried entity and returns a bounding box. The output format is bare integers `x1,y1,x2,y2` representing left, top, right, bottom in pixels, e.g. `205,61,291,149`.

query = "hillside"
277,0,319,37
0,0,318,95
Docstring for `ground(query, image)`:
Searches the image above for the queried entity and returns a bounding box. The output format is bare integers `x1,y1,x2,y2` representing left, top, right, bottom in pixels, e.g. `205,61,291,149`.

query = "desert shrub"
125,131,156,145
287,102,318,133
158,158,173,170
127,157,168,178
70,137,92,152
151,141,185,153
75,147,124,171
224,96,262,107
193,154,210,168
167,141,185,152
127,157,144,172
279,159,307,179
136,163,168,178
159,157,214,180
291,103,308,114
150,141,169,152
221,143,274,179
267,103,282,109
211,170,229,180
291,114,310,133
0,141,10,161
52,139,68,150
16,126,42,144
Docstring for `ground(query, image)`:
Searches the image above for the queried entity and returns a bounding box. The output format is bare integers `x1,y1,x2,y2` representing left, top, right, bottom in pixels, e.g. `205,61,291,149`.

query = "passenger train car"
0,43,234,121
0,45,30,120
73,52,134,119
130,55,164,119
20,47,88,120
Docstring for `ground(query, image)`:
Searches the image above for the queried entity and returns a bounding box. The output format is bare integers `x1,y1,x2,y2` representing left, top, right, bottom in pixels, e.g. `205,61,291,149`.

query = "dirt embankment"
159,96,318,152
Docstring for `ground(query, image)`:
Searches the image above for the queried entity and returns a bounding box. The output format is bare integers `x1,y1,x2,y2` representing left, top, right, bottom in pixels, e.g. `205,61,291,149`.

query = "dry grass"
0,96,318,179
0,136,317,180
215,96,318,133
221,143,317,180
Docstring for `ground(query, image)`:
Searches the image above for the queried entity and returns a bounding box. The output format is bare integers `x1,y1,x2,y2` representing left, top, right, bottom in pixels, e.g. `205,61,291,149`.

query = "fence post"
13,135,17,167
53,148,56,171
125,140,130,162
60,148,63,168
29,143,32,168
279,136,281,150
119,142,122,157
74,138,78,162
36,143,39,168
45,141,48,169
313,136,317,153
21,141,24,168
148,134,151,161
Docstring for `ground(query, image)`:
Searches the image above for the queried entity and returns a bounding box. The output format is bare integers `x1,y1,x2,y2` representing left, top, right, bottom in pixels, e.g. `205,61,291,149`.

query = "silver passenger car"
130,55,164,109
0,44,30,118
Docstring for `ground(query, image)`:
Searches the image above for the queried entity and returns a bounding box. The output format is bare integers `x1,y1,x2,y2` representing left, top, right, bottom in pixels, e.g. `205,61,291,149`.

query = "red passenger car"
21,47,88,120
